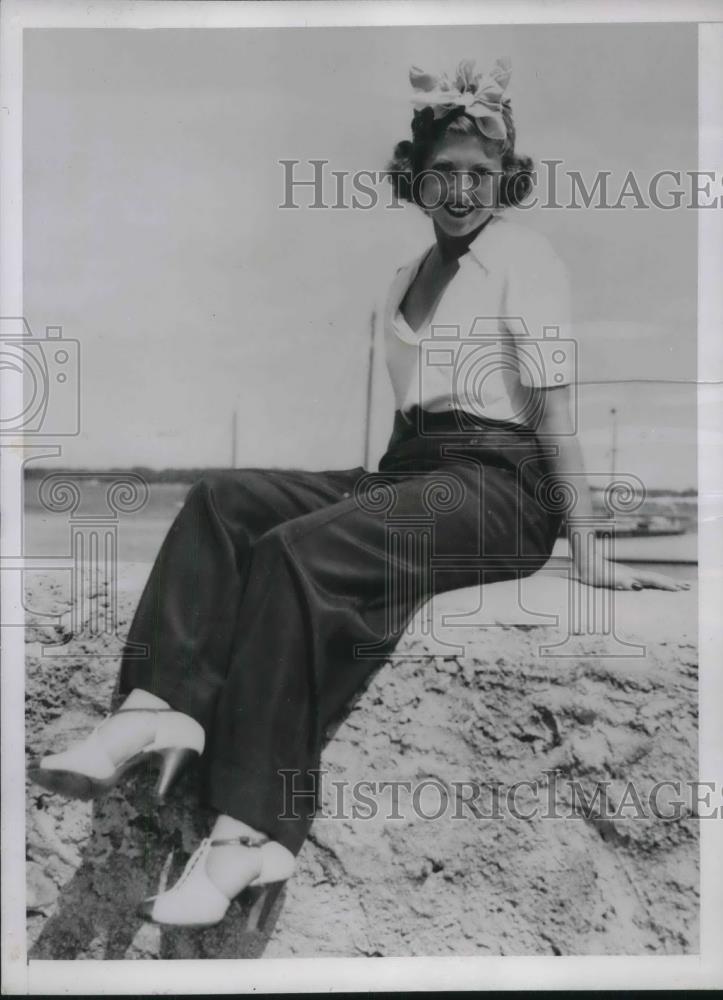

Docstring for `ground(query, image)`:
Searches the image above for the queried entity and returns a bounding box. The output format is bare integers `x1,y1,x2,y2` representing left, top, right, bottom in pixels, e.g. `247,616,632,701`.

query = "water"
23,478,698,584
23,481,189,564
551,534,697,582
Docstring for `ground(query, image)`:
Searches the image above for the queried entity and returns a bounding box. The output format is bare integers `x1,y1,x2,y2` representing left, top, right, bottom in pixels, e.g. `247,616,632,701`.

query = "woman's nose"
451,172,477,202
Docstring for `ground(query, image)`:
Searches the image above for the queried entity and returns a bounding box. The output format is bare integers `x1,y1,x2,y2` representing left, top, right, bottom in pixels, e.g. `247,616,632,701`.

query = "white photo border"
1,0,721,994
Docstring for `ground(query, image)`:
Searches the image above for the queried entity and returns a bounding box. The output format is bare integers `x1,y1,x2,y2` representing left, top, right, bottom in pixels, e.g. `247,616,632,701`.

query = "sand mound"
25,568,698,958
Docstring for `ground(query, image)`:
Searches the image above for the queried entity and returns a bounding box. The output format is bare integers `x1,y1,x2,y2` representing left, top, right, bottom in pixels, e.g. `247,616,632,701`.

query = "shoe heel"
244,883,283,932
155,747,196,802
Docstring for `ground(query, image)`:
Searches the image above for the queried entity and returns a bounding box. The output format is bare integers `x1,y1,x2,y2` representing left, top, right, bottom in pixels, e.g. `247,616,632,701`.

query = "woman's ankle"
208,814,295,885
211,814,263,842
119,688,171,712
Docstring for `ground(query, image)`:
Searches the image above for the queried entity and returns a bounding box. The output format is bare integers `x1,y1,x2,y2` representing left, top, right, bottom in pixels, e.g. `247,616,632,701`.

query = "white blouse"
381,214,574,426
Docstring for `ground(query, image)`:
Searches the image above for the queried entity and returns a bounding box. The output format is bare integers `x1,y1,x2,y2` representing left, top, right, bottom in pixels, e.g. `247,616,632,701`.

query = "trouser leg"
204,459,555,855
118,466,365,727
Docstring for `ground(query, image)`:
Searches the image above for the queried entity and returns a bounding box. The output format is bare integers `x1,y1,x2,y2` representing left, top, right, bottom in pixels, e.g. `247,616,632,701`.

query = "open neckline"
392,304,422,343
396,218,492,337
395,245,448,338
397,214,499,334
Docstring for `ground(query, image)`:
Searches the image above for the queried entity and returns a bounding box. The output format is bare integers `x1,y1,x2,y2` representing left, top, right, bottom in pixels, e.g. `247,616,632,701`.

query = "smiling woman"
382,61,574,426
26,45,691,943
387,60,535,219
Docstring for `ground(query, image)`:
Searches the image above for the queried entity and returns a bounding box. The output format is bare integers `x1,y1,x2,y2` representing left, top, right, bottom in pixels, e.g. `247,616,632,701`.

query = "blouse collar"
388,213,508,346
463,211,506,273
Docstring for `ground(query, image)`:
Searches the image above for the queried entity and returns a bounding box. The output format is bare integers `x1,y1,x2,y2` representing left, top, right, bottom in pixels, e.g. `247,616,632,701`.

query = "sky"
22,23,698,489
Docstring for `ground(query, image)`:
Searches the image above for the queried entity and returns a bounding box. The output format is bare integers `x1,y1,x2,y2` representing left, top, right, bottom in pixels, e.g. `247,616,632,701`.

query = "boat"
594,514,686,538
591,409,688,538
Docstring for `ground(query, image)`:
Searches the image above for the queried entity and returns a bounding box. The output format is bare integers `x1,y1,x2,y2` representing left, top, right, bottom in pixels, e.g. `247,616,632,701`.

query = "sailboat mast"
610,407,618,481
231,408,238,468
363,309,376,470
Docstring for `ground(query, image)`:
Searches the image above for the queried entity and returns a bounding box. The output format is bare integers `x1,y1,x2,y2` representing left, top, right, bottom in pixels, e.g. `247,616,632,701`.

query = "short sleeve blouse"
382,214,574,424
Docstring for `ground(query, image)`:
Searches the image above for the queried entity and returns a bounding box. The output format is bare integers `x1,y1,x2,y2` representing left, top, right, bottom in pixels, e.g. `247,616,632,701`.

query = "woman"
30,57,687,929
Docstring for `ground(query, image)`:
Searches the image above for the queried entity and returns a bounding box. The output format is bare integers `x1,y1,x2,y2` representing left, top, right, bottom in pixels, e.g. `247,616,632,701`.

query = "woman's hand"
538,390,692,596
572,557,691,592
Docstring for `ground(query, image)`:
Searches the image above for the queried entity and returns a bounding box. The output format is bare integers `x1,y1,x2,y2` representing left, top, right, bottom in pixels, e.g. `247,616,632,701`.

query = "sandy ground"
24,562,698,958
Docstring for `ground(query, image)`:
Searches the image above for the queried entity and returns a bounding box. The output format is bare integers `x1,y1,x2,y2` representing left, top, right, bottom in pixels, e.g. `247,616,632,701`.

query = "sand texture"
25,565,698,958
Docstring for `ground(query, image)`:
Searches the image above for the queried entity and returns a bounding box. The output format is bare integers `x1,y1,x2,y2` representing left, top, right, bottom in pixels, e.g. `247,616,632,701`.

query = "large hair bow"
409,57,511,141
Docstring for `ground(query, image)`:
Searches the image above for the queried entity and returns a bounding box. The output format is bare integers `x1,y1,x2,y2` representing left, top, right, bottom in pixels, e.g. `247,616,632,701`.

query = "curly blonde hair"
386,102,534,209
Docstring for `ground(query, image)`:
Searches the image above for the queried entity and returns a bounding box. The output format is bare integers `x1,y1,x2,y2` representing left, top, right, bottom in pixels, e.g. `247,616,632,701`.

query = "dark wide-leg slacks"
119,408,563,855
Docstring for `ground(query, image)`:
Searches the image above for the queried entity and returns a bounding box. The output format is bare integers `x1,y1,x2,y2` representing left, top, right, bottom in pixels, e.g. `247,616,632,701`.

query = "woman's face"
418,132,503,237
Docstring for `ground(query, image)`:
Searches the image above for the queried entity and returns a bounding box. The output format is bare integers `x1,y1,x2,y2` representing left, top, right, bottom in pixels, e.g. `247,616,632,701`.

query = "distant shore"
22,465,698,497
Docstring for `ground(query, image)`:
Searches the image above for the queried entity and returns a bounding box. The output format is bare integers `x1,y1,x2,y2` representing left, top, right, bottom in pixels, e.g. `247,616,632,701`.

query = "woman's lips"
443,204,476,218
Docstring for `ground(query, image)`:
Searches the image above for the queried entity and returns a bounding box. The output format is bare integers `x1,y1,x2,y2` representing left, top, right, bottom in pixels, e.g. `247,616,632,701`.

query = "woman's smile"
443,202,477,218
420,133,503,237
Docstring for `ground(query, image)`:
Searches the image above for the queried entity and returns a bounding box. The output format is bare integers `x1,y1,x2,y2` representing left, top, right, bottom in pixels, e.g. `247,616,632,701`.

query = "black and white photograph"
1,0,722,993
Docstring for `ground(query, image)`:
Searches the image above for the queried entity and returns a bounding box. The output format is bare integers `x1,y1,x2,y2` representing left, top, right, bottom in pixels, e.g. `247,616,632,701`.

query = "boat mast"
610,407,618,482
231,408,238,468
363,309,376,470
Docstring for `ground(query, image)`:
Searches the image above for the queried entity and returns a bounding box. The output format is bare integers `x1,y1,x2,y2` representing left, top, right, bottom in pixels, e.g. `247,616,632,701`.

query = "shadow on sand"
28,761,286,960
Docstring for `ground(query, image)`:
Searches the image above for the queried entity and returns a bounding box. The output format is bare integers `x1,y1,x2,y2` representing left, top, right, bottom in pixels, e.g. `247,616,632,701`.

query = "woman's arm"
538,386,689,592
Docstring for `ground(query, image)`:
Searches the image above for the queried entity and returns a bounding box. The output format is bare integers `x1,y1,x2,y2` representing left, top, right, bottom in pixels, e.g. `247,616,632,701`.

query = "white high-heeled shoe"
28,707,205,803
138,833,294,929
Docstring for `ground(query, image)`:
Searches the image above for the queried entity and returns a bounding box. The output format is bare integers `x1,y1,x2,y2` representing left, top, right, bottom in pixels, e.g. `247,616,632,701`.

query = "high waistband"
377,408,563,550
393,406,538,440
378,405,550,474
